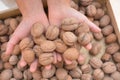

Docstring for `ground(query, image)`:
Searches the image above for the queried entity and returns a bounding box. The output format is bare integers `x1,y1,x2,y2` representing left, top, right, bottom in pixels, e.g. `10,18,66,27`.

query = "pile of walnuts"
0,0,120,80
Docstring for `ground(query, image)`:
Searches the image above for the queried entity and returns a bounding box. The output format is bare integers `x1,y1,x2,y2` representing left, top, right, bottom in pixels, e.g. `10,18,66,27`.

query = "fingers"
19,55,27,67
45,64,52,70
64,57,72,65
30,59,38,72
85,43,92,50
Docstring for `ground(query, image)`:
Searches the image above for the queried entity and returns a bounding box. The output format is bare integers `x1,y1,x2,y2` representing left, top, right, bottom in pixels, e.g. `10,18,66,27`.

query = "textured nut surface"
39,53,54,66
12,45,20,55
81,64,92,74
102,25,113,36
40,40,56,52
102,62,116,74
89,57,103,69
93,69,104,80
80,0,93,6
61,17,79,31
33,45,42,57
0,61,3,70
1,53,10,62
100,15,110,27
0,69,12,80
105,33,117,44
4,62,13,69
42,65,56,78
103,76,113,80
93,32,103,40
62,32,77,46
31,22,44,38
90,42,101,55
86,5,96,17
9,55,18,65
33,35,46,45
94,8,105,19
0,24,8,35
65,61,78,70
111,71,120,80
113,52,120,63
56,68,68,80
78,32,91,46
23,69,32,80
46,25,59,40
19,37,34,50
63,48,79,60
101,53,111,61
22,49,35,63
10,18,18,31
54,39,67,53
106,43,119,54
91,1,101,8
116,63,120,72
81,74,92,80
13,68,23,80
32,70,42,80
0,36,8,42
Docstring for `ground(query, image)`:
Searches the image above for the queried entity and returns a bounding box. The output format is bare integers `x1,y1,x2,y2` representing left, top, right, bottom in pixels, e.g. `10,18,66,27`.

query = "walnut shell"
0,24,8,35
86,5,97,17
54,39,67,53
65,61,78,70
40,40,56,52
63,48,79,60
93,32,103,40
31,22,44,38
42,65,56,78
4,62,13,69
106,43,119,54
19,37,34,50
12,45,20,55
13,68,23,80
81,74,92,80
1,53,10,62
93,69,104,80
62,32,77,46
102,25,113,36
93,20,100,27
33,35,46,45
78,32,91,46
33,45,42,57
90,42,101,55
94,8,105,19
0,69,12,80
23,69,32,80
111,71,120,80
0,36,8,42
81,64,92,74
105,33,117,44
9,55,18,65
22,49,35,63
100,15,110,27
46,25,59,40
39,53,54,66
113,52,120,63
56,68,68,80
10,18,18,31
91,1,102,8
116,63,120,72
102,62,116,74
89,57,103,69
32,70,42,80
80,0,93,6
103,76,113,80
61,17,79,31
101,53,112,61
0,61,3,70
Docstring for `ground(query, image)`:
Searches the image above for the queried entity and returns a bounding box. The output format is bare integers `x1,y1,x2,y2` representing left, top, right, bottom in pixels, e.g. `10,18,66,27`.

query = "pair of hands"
5,6,101,72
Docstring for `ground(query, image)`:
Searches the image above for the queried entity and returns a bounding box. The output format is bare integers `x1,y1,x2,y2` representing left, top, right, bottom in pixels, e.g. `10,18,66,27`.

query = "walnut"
23,69,32,80
1,52,10,62
22,49,35,63
78,32,91,46
70,1,79,10
100,15,110,27
55,61,64,68
4,18,12,25
113,52,120,63
93,69,104,80
94,8,105,19
4,62,13,69
80,0,93,6
32,70,42,80
31,22,44,38
33,45,42,57
102,62,116,74
50,76,57,80
116,63,120,72
89,57,103,69
12,45,20,55
39,53,54,66
81,74,92,80
10,18,18,31
0,36,8,42
93,20,100,26
9,55,18,65
40,40,56,52
1,42,7,52
81,64,92,73
91,1,102,8
111,71,120,80
61,17,79,31
46,25,59,40
103,76,113,80
62,32,77,46
101,53,112,61
65,75,72,80
13,68,23,80
93,32,103,40
69,67,82,78
63,48,79,60
0,24,8,35
106,43,119,54
86,5,97,17
42,65,56,78
65,61,78,70
0,61,3,70
56,68,68,80
33,35,46,45
10,78,17,80
54,39,67,53
19,37,34,50
0,69,12,80
90,42,102,55
105,33,117,44
102,25,113,36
